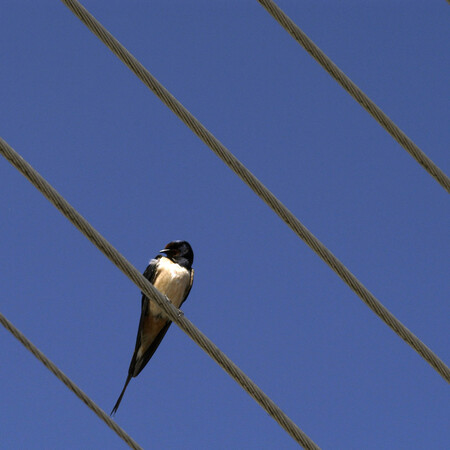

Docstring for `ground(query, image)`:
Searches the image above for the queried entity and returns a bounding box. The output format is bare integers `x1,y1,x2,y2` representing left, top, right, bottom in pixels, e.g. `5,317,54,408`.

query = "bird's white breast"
150,257,190,317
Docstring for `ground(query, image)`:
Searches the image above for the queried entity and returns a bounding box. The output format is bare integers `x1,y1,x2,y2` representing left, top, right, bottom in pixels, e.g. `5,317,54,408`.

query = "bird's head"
160,240,194,268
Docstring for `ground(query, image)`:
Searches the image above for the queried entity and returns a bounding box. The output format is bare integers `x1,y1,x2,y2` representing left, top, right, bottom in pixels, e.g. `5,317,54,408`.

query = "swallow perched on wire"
111,240,194,415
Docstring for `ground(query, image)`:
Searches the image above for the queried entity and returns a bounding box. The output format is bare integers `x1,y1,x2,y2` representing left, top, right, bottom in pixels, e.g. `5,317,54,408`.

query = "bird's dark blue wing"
142,256,161,290
128,257,162,372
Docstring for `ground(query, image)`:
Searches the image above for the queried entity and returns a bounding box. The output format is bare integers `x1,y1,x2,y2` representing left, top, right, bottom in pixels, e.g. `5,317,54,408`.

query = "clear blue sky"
1,1,449,449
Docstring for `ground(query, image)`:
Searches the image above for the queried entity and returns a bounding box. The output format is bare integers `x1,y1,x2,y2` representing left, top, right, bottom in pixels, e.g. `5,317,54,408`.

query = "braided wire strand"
257,0,450,192
58,0,450,382
0,312,142,450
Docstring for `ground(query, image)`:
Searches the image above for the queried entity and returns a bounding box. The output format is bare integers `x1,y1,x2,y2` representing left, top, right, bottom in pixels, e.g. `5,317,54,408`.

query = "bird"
111,240,194,415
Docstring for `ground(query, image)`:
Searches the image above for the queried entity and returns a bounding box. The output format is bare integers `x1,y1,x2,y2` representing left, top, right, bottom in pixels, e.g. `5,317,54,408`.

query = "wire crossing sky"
257,0,450,192
0,310,142,450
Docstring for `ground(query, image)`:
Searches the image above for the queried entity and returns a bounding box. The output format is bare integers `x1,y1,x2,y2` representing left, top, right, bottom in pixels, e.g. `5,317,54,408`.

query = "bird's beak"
160,248,170,254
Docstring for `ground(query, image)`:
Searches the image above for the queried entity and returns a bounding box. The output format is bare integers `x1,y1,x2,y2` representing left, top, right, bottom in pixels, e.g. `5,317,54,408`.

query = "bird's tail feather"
111,373,132,416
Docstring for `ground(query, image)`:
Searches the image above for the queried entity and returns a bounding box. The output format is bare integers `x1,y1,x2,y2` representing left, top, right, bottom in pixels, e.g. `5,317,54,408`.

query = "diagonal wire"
0,137,320,449
58,0,450,383
0,311,142,450
257,0,450,193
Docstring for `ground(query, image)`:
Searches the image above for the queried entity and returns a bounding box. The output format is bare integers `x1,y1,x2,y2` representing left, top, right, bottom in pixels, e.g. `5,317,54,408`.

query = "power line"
0,137,320,449
0,311,142,450
257,0,450,193
59,0,450,383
